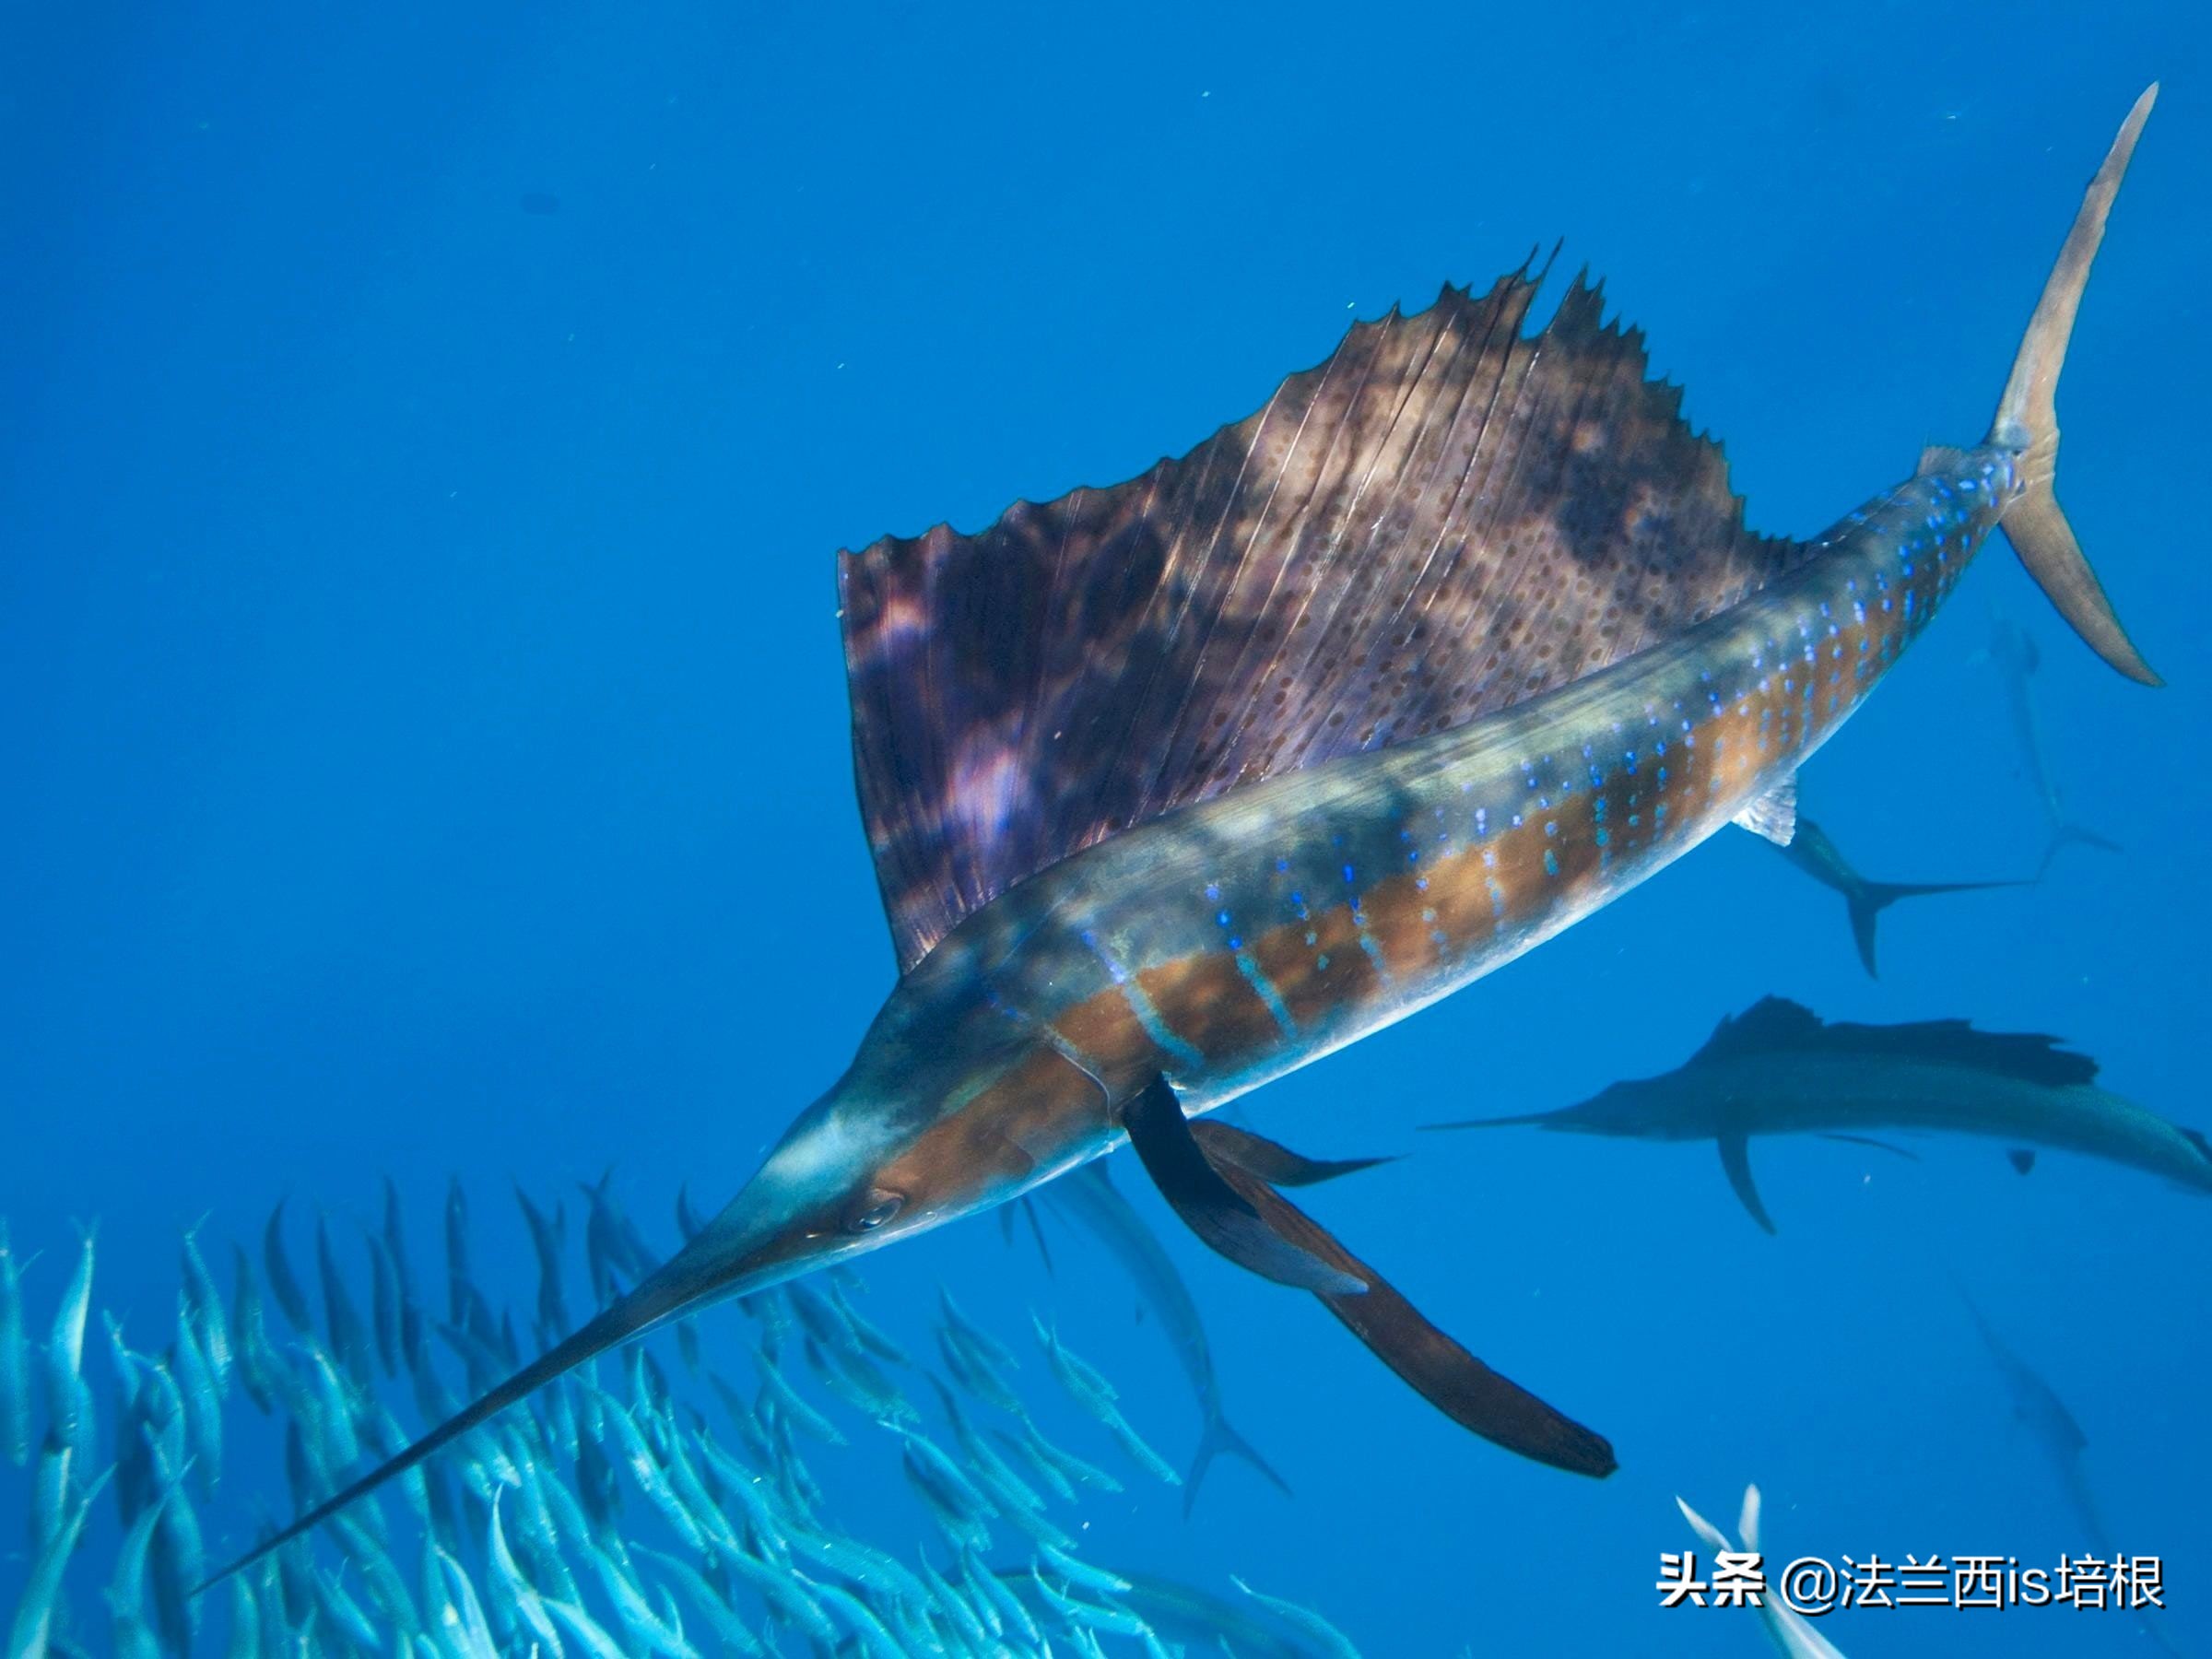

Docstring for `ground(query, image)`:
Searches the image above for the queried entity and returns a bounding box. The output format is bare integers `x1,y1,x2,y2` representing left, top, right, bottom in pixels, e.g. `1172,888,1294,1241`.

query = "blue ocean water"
4,1,2207,1653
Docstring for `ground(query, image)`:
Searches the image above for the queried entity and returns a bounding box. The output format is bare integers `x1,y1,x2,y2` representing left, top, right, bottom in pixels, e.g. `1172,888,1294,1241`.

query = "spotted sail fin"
840,265,1810,970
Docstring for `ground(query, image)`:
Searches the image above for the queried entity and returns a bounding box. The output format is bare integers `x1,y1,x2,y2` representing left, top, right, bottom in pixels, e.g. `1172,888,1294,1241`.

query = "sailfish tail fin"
1183,1408,1291,1517
1988,85,2160,686
1846,877,2026,979
2041,819,2123,872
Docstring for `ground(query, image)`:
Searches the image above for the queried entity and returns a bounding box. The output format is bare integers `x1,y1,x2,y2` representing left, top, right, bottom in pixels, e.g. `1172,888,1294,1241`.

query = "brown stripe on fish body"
1047,982,1170,1099
1471,807,1598,936
1420,839,1513,951
1309,790,1614,987
1244,900,1385,1031
1349,858,1451,982
1358,820,1532,969
1134,947,1293,1071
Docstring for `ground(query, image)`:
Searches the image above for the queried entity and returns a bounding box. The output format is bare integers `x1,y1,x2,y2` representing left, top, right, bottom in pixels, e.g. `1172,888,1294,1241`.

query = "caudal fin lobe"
1184,1410,1291,1517
1991,85,2161,686
1847,877,2024,979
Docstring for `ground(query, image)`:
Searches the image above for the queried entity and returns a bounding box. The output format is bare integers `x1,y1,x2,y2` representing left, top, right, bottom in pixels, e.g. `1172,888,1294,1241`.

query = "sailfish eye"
847,1190,904,1232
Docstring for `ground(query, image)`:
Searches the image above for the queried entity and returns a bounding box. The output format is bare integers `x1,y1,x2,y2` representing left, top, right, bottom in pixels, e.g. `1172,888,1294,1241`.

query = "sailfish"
205,88,2163,1583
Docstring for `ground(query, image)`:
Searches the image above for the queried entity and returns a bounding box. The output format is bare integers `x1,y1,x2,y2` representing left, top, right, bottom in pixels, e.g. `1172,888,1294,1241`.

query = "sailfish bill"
196,89,2159,1589
1124,1082,1616,1477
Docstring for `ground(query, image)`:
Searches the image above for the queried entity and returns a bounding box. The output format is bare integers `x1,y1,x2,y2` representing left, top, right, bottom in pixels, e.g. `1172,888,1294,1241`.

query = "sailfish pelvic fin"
1717,1126,1777,1234
1189,1119,1395,1185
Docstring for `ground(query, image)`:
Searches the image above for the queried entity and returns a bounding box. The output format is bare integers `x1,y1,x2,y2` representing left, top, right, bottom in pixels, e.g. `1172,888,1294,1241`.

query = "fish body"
1983,614,2121,864
755,1347,844,1445
45,1226,97,1482
444,1178,473,1329
333,1512,422,1637
364,1230,403,1377
1045,1159,1286,1505
171,1294,223,1491
486,1492,560,1654
1231,1576,1361,1659
1661,1051,2203,1180
1960,1302,2189,1656
925,1374,1044,1513
987,1418,1088,1501
831,448,2012,1224
824,1277,909,1368
105,1482,173,1659
312,1566,382,1651
8,1466,112,1659
261,1202,312,1336
203,90,2165,1579
0,1218,29,1466
150,1474,206,1652
224,1578,260,1659
1968,1303,2095,1513
1446,995,2212,1229
1677,1486,1844,1659
937,1288,1022,1374
937,1324,1025,1417
514,1187,571,1341
382,1174,427,1368
179,1224,231,1395
639,1546,763,1657
228,1241,279,1415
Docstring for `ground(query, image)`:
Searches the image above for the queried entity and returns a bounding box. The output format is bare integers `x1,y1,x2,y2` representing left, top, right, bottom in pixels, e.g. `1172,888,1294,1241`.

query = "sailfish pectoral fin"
1817,1132,1921,1162
1124,1077,1616,1480
1207,1153,1617,1479
1121,1078,1365,1295
1716,1127,1777,1234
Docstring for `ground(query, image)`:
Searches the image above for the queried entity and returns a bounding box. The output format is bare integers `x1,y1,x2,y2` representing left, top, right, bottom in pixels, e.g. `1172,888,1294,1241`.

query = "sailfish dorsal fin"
837,265,1808,971
1697,996,2100,1088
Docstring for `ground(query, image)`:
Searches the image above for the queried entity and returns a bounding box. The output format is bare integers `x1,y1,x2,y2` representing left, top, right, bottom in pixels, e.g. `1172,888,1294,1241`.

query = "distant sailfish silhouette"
1979,612,2125,869
204,88,2165,1585
1768,813,2028,978
1434,996,2212,1231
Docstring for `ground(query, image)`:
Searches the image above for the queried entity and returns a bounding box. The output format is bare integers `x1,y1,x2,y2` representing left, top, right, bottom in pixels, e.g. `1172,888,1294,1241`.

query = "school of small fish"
0,1185,1359,1656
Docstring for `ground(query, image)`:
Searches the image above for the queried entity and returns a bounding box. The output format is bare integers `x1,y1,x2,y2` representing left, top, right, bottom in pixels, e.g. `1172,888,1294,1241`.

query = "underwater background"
4,0,2209,1653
